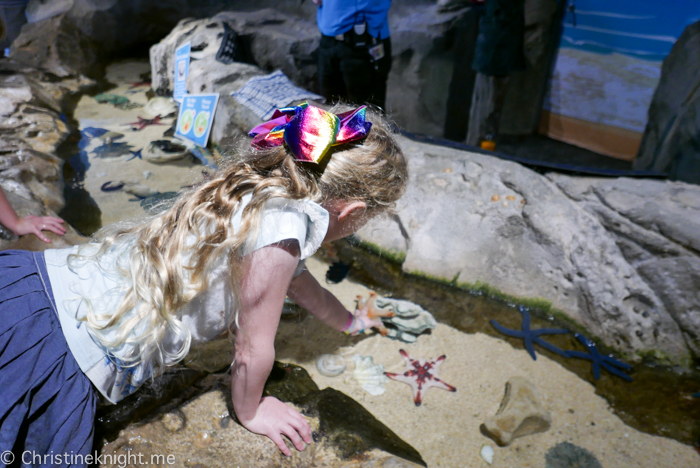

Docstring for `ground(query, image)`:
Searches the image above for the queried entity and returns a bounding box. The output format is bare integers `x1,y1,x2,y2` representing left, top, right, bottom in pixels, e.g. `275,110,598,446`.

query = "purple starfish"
124,115,166,131
491,306,569,360
566,333,633,382
384,349,456,406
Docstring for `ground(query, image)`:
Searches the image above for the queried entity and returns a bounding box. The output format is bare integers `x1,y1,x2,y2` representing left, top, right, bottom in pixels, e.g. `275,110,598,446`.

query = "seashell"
316,354,347,377
352,355,388,395
506,195,516,201
143,97,177,118
143,139,189,163
491,194,501,202
123,181,158,198
480,444,494,465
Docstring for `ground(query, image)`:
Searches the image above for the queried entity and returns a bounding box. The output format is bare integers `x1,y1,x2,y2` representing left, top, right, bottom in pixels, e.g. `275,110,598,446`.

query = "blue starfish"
126,148,142,161
490,306,570,360
565,333,633,382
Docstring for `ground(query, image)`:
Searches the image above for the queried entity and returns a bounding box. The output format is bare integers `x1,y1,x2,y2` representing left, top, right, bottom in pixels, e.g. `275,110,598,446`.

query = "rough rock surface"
11,0,237,77
356,135,699,364
97,364,426,468
634,20,700,184
148,16,266,150
148,3,478,138
0,59,92,250
548,174,700,358
483,376,552,446
13,1,548,140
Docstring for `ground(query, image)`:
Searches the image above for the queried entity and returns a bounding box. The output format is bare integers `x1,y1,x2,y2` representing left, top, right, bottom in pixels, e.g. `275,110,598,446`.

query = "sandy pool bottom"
275,258,699,468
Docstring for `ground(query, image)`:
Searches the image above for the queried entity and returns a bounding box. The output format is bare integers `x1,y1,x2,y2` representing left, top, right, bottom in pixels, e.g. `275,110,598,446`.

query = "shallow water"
57,60,206,236
332,239,700,448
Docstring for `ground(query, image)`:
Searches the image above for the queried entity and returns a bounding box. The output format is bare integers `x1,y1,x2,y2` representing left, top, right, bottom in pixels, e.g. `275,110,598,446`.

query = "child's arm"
0,188,66,242
232,241,312,456
287,269,383,333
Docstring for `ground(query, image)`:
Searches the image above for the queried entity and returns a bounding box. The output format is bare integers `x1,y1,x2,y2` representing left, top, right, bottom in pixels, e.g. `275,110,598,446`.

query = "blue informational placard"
174,93,220,148
173,42,191,102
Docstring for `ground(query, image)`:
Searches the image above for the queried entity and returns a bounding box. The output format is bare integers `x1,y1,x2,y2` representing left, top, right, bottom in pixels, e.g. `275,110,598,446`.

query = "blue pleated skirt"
0,250,97,468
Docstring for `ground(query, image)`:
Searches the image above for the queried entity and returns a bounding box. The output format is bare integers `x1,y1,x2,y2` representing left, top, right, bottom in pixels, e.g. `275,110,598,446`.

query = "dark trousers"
318,35,392,110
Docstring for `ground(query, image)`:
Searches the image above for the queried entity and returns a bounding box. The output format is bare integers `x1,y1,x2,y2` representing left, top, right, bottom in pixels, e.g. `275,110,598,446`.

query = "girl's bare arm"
287,269,383,332
232,241,312,456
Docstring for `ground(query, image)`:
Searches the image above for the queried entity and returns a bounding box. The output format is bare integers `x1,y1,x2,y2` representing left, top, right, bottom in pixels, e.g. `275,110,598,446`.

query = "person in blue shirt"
313,0,392,110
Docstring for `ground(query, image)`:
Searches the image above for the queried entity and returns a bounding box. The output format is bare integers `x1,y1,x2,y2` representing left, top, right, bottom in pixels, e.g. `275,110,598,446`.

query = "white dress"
44,197,329,403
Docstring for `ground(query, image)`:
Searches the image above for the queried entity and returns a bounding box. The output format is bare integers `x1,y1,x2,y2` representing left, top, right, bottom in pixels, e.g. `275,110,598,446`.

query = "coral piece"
352,355,389,396
316,354,347,377
356,292,438,342
490,306,569,360
376,295,437,343
545,442,603,468
565,333,633,382
384,349,456,406
483,376,552,446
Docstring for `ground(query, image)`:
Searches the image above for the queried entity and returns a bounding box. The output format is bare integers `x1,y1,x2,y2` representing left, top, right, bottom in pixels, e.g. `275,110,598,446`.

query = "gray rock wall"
634,20,700,184
357,137,700,364
0,60,91,249
14,1,481,141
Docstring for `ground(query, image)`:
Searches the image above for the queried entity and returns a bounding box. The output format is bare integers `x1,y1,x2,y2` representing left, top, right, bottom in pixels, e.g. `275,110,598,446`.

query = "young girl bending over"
0,102,407,463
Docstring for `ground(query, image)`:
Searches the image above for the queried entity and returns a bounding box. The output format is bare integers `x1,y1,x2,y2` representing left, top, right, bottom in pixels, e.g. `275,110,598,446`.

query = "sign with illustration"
173,42,191,102
175,93,219,147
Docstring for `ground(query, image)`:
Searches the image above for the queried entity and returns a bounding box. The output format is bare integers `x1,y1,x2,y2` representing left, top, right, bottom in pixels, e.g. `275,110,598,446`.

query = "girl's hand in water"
345,305,384,335
14,215,66,242
241,396,312,456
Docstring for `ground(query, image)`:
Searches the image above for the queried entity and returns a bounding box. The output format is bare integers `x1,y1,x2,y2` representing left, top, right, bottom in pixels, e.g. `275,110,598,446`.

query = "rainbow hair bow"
248,102,372,164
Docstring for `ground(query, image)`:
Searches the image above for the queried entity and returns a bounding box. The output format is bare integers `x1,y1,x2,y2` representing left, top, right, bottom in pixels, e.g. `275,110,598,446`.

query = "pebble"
194,431,213,448
161,412,185,432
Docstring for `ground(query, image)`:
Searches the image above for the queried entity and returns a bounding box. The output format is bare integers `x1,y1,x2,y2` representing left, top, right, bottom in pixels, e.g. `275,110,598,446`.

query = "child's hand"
345,305,385,335
14,215,66,243
240,396,312,456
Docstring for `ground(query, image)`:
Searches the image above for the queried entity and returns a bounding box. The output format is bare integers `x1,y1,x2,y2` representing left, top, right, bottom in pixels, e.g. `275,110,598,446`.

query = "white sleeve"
251,198,330,261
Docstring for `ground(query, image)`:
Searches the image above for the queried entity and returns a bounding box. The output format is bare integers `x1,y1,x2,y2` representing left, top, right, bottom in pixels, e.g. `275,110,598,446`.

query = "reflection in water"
58,131,102,236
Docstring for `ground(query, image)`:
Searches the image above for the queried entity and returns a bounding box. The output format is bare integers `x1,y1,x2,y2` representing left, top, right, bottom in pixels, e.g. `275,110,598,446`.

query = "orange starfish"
355,292,394,336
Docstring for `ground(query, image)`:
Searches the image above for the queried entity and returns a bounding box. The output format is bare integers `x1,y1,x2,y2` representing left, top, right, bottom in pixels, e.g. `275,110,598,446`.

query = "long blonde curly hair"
70,104,408,373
